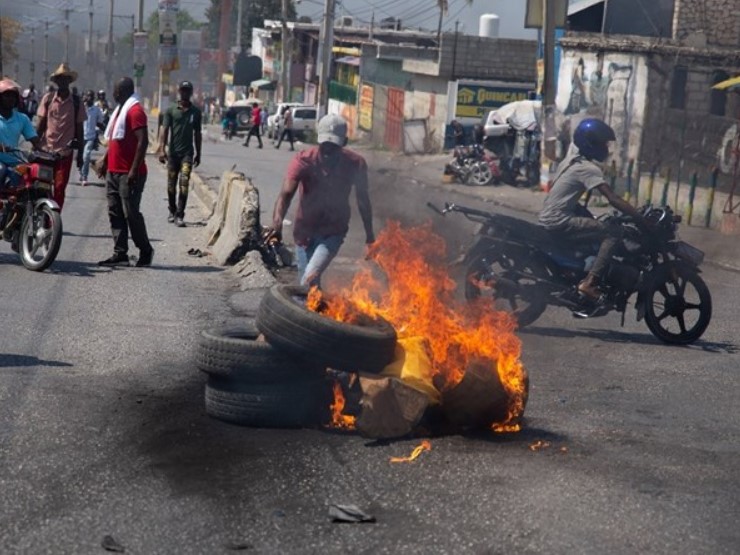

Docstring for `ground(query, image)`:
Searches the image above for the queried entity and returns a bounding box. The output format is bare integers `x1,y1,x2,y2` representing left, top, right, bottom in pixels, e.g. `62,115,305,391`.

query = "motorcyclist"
0,79,42,189
222,106,237,138
539,118,648,301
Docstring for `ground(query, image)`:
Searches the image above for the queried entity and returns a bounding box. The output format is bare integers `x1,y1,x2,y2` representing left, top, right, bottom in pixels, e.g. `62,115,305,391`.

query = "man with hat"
156,80,202,227
264,114,375,287
36,63,86,210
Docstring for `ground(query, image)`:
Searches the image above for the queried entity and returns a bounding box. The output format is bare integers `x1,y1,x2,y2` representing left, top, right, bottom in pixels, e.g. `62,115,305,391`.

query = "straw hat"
49,62,78,83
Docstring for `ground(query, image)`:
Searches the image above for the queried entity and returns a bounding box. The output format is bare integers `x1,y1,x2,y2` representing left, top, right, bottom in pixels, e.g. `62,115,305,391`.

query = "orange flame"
529,440,551,451
327,381,356,430
310,222,528,430
390,440,432,463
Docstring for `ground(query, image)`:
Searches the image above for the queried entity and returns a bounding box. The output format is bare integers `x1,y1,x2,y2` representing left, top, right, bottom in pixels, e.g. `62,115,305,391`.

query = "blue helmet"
573,118,616,162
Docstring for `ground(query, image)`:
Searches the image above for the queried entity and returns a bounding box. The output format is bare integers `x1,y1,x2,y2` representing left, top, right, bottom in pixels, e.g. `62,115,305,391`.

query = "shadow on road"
522,325,738,353
0,353,73,368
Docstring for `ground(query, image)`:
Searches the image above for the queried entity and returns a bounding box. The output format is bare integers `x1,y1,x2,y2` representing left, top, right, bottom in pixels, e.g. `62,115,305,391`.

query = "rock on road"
0,141,739,554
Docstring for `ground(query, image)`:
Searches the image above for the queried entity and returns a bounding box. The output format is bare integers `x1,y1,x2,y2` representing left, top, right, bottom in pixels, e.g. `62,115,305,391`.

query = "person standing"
95,77,154,268
274,106,294,151
260,105,268,136
264,114,374,287
21,84,39,119
156,80,202,227
35,63,86,210
243,102,263,148
79,90,105,186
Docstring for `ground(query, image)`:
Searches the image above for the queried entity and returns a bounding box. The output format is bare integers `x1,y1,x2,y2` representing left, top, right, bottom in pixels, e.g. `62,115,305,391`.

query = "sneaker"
167,213,175,223
135,248,154,267
98,253,130,267
175,217,185,228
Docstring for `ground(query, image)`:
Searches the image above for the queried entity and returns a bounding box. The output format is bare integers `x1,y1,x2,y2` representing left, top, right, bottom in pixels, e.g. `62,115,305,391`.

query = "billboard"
359,84,373,130
455,84,531,118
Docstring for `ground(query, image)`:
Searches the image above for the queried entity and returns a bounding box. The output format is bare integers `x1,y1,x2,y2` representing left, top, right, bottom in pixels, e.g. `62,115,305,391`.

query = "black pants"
167,153,192,218
551,217,621,279
244,125,263,147
107,172,152,256
276,128,294,149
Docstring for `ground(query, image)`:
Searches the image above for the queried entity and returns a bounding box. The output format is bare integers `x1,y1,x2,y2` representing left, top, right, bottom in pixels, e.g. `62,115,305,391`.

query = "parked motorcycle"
0,149,63,271
444,144,502,186
429,201,711,345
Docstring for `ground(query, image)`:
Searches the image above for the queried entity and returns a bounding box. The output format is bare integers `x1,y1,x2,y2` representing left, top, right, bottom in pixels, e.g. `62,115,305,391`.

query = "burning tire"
197,324,323,383
204,377,326,427
256,285,397,374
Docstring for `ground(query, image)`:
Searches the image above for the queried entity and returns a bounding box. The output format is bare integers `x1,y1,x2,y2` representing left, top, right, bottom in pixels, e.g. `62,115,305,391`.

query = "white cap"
317,114,348,146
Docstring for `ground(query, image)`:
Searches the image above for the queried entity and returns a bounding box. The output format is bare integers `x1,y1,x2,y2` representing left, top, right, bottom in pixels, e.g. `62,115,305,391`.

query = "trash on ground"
356,375,430,439
101,535,125,553
328,504,376,523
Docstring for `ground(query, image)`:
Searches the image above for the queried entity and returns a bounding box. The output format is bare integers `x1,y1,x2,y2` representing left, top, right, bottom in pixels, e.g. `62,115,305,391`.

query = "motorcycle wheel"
465,249,548,328
469,163,493,186
643,265,711,345
19,204,62,272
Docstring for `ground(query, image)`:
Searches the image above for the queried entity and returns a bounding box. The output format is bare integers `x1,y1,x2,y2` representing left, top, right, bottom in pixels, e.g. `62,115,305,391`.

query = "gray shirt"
539,147,606,229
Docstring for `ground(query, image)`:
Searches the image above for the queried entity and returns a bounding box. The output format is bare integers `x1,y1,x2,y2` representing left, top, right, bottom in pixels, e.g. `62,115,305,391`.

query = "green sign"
134,63,146,78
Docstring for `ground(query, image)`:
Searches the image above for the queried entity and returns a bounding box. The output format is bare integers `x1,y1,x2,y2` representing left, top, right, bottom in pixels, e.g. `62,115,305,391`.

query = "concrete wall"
673,0,740,47
403,90,447,152
438,35,537,83
556,49,649,172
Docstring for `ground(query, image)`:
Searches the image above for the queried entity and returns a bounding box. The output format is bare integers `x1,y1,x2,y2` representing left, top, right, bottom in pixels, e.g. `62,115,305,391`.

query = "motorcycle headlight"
38,166,54,183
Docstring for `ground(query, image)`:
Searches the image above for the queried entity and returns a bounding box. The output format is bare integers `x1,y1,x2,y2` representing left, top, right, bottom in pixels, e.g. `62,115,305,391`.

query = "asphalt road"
1,142,738,554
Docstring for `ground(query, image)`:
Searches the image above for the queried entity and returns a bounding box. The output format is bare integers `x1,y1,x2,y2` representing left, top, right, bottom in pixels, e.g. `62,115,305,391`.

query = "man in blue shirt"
0,79,41,188
79,89,105,186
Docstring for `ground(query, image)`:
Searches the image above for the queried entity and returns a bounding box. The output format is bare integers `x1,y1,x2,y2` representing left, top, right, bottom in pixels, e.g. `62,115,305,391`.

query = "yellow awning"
712,76,740,90
332,46,361,56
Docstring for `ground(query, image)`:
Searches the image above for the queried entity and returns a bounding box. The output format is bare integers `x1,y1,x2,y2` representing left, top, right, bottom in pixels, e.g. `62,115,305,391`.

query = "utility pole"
63,6,71,62
280,0,290,102
87,0,94,65
135,0,144,94
542,0,558,161
436,0,446,43
107,0,114,92
369,12,374,41
43,20,50,79
30,26,37,85
216,0,233,102
236,0,243,51
316,0,336,117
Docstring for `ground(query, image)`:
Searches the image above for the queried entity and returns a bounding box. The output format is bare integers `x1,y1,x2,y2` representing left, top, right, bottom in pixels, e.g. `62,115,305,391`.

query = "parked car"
291,106,318,140
266,102,304,139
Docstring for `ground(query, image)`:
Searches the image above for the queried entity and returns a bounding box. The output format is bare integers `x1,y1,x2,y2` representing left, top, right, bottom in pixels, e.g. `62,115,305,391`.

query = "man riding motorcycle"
0,79,42,188
539,118,648,301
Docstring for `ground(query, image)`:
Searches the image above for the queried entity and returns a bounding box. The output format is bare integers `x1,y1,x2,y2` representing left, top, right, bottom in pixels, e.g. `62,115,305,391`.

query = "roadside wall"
555,48,649,173
673,0,740,47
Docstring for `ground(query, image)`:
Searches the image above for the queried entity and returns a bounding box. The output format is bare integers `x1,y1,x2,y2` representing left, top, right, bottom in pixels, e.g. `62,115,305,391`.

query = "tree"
0,16,22,74
204,0,296,50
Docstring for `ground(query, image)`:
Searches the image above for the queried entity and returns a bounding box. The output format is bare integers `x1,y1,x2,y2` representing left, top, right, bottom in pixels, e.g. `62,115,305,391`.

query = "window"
294,109,317,119
710,71,729,116
670,66,687,109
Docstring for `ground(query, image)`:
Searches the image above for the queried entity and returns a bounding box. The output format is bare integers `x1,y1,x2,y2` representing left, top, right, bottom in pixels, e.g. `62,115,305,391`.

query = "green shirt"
163,103,201,157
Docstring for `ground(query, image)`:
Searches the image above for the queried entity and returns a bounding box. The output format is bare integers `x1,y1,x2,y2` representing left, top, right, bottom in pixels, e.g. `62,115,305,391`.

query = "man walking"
35,63,86,210
243,102,263,148
96,77,154,268
264,114,374,287
274,106,294,151
156,80,202,227
79,90,105,186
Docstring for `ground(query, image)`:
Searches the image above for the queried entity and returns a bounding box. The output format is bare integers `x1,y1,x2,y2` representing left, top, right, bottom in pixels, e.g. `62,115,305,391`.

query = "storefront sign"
455,84,531,118
359,84,373,130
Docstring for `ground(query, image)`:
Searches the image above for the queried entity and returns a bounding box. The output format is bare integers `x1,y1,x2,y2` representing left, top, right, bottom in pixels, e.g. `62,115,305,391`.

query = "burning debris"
329,381,357,430
310,221,529,435
389,440,432,463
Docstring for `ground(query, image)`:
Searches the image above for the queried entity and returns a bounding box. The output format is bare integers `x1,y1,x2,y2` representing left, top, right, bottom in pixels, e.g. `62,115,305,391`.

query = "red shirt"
285,146,368,245
107,103,148,175
252,109,261,127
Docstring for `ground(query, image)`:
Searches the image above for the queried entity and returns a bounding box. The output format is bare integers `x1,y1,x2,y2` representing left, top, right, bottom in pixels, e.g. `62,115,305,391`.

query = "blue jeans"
80,138,96,180
295,234,345,287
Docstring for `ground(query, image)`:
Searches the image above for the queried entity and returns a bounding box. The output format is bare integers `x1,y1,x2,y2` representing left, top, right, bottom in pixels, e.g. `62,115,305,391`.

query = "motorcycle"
444,144,502,186
0,149,63,271
222,118,237,140
429,201,711,345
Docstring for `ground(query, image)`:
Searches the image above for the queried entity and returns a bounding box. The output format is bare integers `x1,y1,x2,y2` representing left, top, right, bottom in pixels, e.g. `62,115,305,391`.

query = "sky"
2,0,535,41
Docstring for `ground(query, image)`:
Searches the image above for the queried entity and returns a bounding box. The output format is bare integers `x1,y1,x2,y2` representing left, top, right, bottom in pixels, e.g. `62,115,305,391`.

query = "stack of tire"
197,285,398,428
